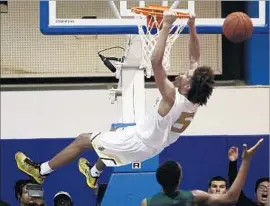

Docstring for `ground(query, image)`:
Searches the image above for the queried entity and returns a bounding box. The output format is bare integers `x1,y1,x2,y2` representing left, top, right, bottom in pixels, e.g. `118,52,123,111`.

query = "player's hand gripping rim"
163,10,177,28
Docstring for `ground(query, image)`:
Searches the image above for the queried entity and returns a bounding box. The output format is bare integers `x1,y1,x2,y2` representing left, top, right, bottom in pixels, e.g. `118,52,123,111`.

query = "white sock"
90,164,103,177
40,162,53,176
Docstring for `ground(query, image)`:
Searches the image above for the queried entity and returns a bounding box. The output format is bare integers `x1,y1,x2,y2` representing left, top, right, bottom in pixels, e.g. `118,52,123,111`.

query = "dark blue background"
1,135,269,205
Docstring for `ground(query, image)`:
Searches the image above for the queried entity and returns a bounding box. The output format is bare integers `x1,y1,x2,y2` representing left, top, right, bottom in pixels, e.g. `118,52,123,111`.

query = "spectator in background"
208,176,228,194
53,191,73,206
228,146,269,206
95,184,108,206
14,179,46,206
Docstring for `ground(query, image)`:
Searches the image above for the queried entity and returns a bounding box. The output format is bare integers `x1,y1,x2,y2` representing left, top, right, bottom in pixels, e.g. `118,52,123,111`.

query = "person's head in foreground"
208,176,228,194
174,66,215,106
14,179,46,206
255,177,269,205
156,160,182,197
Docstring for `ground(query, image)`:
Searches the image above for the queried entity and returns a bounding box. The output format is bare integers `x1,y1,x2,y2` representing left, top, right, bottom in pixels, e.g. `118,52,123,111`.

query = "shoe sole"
78,159,98,189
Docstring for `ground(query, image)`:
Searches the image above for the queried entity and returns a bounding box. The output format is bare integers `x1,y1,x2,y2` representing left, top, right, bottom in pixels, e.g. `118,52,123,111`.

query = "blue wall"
1,135,269,205
245,1,269,85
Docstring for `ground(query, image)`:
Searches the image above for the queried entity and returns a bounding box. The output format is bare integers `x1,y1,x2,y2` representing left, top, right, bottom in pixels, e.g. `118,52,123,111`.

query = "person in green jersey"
141,138,263,206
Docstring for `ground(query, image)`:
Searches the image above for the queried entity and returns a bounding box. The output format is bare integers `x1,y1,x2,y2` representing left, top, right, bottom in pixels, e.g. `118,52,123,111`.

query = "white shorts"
90,126,161,167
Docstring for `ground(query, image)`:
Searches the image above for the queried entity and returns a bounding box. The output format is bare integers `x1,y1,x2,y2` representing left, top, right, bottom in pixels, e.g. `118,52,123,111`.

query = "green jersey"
146,190,194,206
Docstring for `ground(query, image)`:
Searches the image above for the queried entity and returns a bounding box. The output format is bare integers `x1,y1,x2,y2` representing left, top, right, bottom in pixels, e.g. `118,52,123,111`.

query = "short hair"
187,66,215,106
14,179,38,200
156,161,182,195
255,177,269,192
208,176,228,189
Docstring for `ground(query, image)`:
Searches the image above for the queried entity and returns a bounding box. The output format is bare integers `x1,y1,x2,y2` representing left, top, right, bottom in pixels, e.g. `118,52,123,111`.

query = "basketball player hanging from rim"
15,11,215,189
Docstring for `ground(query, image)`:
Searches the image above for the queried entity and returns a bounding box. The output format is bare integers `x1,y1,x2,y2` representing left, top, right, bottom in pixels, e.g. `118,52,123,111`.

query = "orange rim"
131,5,190,19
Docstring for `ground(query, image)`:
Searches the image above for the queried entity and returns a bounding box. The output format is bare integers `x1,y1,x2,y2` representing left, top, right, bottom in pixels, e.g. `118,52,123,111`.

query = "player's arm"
140,198,147,206
193,158,250,205
193,139,263,205
188,15,200,71
151,11,176,104
228,147,254,205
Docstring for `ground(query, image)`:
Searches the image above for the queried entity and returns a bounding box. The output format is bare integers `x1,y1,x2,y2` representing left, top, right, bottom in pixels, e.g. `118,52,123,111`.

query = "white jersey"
135,89,199,150
91,89,199,167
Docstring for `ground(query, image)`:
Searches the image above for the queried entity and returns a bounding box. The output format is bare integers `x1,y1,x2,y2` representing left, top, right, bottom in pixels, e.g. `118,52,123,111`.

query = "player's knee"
75,133,92,149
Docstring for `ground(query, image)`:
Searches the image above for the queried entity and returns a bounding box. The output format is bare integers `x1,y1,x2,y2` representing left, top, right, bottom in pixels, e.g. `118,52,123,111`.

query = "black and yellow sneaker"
15,152,47,184
78,158,99,189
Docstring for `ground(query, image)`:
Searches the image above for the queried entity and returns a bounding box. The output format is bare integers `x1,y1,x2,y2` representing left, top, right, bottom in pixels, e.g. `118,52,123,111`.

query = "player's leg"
15,133,96,184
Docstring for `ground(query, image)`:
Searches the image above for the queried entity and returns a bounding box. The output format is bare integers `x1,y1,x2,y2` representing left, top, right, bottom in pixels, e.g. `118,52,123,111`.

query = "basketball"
223,12,254,43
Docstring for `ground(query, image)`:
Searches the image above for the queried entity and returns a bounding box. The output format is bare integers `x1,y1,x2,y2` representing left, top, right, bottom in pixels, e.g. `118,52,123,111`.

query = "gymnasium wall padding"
1,135,268,205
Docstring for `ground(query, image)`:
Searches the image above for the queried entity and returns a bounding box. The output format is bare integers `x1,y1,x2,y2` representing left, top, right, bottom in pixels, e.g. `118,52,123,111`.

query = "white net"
133,13,189,78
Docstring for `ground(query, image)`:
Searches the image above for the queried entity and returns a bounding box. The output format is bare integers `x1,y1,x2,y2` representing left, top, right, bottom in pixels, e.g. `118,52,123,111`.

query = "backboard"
40,1,268,35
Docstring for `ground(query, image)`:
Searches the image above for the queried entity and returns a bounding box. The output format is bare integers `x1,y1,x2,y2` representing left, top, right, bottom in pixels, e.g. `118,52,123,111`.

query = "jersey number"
171,112,195,133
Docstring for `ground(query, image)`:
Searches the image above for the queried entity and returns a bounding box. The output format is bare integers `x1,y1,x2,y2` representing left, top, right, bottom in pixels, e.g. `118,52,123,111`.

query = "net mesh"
134,13,188,77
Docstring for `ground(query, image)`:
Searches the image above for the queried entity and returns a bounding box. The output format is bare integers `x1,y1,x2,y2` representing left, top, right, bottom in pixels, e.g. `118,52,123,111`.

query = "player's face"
208,181,227,194
256,181,269,204
174,71,192,94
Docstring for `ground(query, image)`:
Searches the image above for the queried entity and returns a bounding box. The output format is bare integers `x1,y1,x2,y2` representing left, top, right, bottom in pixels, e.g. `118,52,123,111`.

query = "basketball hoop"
132,5,190,78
